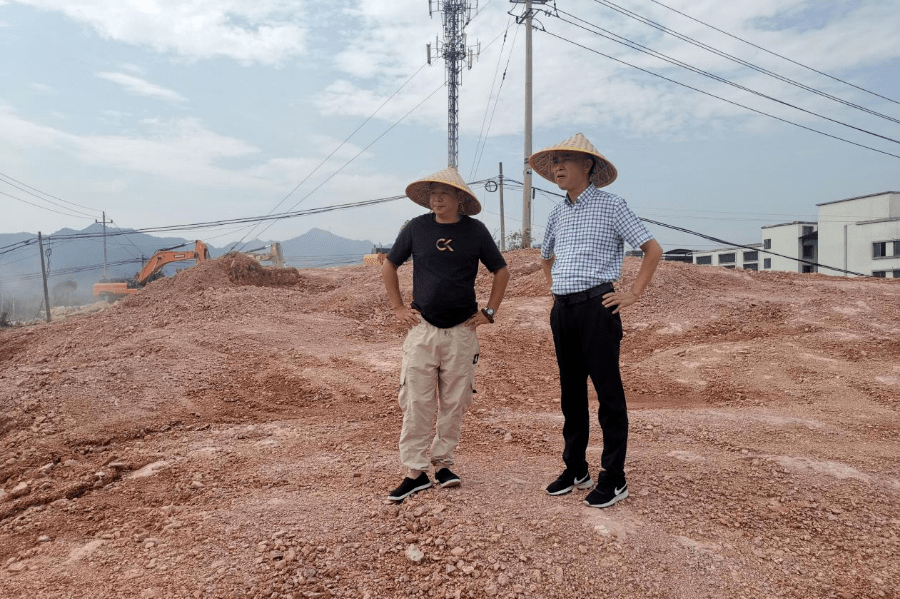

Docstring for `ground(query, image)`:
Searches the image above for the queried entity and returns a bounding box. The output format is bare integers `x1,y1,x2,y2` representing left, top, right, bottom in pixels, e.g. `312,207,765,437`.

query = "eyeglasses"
549,152,584,165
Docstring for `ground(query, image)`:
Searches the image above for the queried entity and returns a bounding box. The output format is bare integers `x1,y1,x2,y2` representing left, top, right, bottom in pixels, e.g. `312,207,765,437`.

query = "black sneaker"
545,470,594,496
388,473,432,502
583,480,628,508
435,467,461,488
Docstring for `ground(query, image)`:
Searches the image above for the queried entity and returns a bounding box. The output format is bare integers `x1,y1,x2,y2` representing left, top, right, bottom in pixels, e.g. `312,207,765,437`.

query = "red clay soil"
1,250,898,599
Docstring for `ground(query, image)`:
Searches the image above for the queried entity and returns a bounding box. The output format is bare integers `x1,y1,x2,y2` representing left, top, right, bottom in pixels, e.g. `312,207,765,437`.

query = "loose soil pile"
0,250,898,599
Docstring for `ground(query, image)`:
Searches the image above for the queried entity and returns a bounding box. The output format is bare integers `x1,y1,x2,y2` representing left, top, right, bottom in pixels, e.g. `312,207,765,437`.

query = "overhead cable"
645,0,900,107
537,28,900,160
586,0,900,125
235,81,449,253
469,17,520,180
551,9,900,146
0,189,97,220
0,171,102,215
231,62,430,250
505,179,870,277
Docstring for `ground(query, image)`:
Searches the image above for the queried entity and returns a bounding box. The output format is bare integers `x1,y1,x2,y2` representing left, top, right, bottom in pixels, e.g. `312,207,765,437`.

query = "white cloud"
0,106,270,190
28,82,57,94
96,72,187,103
12,0,311,64
320,0,900,141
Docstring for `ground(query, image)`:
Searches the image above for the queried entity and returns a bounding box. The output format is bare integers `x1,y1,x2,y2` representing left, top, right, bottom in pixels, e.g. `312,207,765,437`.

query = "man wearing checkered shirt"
530,133,662,509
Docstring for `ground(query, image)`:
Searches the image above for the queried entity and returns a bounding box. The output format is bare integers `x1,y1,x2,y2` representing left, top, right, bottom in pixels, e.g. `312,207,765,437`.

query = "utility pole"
499,162,506,251
522,0,533,249
37,232,51,323
511,0,549,249
96,211,109,279
102,211,108,279
428,0,480,169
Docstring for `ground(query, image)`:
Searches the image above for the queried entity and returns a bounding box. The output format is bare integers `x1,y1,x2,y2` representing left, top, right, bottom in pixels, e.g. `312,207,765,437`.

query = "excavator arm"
94,240,210,298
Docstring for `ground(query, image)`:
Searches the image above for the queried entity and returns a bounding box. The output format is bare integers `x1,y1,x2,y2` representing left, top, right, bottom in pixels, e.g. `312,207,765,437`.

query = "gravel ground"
0,250,898,599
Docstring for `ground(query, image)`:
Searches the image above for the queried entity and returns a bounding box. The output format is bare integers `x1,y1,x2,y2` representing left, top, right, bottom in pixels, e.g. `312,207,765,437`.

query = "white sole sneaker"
546,473,594,496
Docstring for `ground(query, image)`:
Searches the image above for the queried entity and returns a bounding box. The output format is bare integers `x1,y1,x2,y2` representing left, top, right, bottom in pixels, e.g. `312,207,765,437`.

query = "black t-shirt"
387,213,507,328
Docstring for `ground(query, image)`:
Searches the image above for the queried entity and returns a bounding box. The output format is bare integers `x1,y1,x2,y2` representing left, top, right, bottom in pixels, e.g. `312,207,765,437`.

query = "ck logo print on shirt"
435,238,454,251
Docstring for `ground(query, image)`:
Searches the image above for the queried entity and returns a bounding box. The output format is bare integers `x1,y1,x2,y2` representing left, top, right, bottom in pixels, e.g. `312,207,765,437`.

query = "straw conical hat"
529,133,618,188
405,166,482,216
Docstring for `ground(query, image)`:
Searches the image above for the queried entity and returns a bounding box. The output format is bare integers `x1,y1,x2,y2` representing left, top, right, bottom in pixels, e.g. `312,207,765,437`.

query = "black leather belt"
553,282,614,306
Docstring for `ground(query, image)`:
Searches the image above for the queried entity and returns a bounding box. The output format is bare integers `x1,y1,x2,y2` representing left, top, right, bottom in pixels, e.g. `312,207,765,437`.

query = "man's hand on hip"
393,306,422,328
464,311,491,329
602,289,638,314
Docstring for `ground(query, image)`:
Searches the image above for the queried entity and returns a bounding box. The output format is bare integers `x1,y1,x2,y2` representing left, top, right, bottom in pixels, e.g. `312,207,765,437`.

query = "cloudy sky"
1,0,899,254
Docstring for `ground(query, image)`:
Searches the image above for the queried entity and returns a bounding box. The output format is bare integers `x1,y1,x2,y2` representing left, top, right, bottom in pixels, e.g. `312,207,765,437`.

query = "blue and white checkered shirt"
540,185,653,295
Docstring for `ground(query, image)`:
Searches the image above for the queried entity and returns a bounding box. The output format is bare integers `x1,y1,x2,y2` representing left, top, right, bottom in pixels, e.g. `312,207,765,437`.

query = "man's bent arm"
601,239,663,314
630,239,663,298
486,266,510,312
381,258,405,309
541,257,554,292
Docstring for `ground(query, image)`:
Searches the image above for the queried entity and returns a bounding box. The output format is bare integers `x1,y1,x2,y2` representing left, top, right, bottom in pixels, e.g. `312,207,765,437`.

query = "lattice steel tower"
428,1,480,169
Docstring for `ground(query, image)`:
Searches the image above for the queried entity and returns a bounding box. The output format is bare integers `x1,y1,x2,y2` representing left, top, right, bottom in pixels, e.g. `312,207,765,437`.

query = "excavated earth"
0,250,898,599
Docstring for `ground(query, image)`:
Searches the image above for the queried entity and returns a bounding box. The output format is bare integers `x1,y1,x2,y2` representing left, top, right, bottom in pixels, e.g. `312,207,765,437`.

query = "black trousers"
550,285,628,483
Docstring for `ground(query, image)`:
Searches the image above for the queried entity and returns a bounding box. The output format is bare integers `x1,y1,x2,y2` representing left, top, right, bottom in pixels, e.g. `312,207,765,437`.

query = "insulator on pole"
427,43,432,65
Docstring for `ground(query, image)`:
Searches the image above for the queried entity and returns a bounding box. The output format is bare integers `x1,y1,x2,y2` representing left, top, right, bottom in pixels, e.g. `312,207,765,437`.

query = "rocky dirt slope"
1,250,898,599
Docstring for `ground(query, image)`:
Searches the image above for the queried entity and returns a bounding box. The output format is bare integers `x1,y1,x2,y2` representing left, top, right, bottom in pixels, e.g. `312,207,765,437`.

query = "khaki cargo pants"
398,319,479,472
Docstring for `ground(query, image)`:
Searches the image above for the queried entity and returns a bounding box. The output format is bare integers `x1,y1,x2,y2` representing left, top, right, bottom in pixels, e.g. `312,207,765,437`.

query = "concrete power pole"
498,162,506,251
37,232,51,323
428,0,480,169
522,0,533,249
512,0,549,249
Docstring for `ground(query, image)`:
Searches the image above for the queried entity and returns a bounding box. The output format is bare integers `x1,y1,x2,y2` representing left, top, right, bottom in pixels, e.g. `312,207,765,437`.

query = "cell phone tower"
427,0,480,169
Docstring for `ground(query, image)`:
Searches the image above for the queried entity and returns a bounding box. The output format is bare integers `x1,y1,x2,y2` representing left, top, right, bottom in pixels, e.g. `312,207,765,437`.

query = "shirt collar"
566,184,597,207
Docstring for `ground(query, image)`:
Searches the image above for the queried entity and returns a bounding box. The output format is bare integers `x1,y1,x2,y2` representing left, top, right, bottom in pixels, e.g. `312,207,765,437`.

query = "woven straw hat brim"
529,133,618,189
405,167,482,216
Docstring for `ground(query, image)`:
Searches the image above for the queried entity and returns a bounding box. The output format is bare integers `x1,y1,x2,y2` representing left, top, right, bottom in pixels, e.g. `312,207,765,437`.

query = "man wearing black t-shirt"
382,167,509,502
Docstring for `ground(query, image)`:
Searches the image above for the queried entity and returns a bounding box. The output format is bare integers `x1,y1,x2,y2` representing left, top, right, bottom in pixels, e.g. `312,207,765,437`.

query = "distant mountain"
278,228,374,269
0,225,375,313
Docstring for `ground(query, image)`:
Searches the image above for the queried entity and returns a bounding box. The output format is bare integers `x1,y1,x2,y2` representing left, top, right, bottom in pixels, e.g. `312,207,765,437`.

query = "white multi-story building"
691,191,900,278
759,221,818,274
692,243,763,270
817,191,900,278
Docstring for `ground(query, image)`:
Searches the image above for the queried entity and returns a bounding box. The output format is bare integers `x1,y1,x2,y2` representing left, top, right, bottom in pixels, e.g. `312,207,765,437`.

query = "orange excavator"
93,240,210,299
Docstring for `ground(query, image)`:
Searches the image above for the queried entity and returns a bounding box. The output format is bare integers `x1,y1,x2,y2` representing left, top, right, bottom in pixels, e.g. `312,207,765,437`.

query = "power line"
469,17,519,180
235,82,449,253
231,62,430,250
0,238,38,257
45,195,410,243
537,28,900,160
0,171,102,214
550,9,900,147
645,0,900,107
506,179,870,277
586,0,900,125
0,189,97,220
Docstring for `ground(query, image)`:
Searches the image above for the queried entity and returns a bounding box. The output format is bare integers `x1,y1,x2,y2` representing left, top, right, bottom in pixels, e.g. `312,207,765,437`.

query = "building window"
873,271,886,278
802,245,814,258
724,265,735,269
718,253,735,264
763,239,771,249
764,258,771,269
802,265,814,273
894,241,900,257
744,263,758,271
802,226,814,235
743,251,758,261
873,242,887,258
893,270,900,278
696,255,712,265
